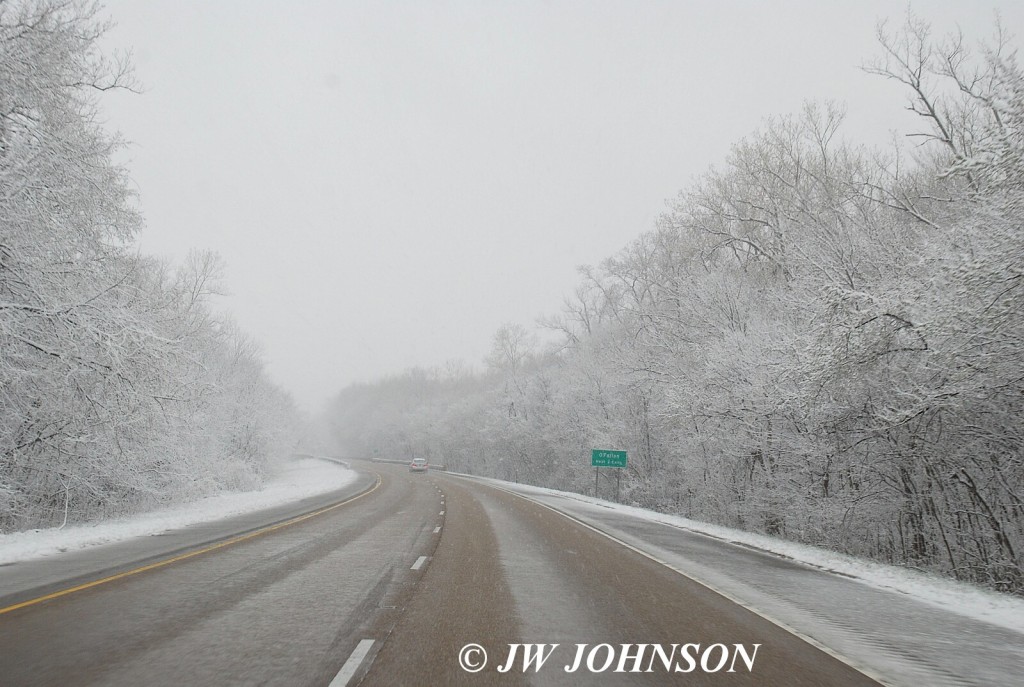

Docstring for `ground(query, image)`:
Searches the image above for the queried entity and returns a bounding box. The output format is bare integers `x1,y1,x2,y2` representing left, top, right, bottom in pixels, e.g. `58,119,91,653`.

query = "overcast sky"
98,1,1022,412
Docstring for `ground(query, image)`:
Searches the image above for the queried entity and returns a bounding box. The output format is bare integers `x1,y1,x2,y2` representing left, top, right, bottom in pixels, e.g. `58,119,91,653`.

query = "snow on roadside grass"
0,458,356,566
488,478,1024,635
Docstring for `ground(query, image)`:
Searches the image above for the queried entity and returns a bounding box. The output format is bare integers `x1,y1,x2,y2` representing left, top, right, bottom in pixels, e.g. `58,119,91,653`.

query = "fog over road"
0,462,1019,686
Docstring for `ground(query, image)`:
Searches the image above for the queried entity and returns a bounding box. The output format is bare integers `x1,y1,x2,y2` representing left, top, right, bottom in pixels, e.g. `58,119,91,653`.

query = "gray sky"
99,1,1022,412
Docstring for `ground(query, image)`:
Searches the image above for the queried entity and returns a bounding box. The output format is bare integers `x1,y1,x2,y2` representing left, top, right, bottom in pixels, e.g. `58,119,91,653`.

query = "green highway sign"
591,449,627,468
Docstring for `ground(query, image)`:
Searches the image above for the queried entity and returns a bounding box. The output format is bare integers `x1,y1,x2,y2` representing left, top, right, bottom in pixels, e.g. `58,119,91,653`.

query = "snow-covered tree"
0,1,301,530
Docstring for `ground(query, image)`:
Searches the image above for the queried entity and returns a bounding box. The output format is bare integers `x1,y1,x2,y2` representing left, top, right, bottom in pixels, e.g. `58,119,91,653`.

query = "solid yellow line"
0,474,382,616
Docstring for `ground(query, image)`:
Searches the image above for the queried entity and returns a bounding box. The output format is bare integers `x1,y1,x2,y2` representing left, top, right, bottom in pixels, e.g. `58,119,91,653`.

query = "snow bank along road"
0,461,1019,686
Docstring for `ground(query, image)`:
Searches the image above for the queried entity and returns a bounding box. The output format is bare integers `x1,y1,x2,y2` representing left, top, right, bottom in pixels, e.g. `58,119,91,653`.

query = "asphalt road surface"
0,460,993,685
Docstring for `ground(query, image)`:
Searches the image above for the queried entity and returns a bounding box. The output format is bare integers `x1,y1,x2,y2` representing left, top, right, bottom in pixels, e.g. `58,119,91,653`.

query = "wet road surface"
6,461,1000,685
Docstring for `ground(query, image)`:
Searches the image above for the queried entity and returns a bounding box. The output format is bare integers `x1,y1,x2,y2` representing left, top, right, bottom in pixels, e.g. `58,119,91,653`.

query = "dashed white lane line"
433,526,441,533
412,555,428,570
440,510,445,515
329,638,374,687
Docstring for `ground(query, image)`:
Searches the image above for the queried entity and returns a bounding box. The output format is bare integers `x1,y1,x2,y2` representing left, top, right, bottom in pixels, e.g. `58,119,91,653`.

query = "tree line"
1,1,301,531
330,14,1024,593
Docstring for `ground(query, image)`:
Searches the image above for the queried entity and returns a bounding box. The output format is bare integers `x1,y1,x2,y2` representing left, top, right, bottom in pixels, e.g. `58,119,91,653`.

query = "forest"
3,0,1021,595
330,15,1024,593
0,1,301,531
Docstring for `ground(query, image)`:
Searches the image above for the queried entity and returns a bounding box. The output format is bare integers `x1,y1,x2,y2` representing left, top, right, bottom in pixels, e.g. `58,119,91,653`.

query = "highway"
0,461,1019,685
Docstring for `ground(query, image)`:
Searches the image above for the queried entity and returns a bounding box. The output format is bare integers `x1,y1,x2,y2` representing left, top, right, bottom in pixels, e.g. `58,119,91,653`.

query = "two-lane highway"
364,472,878,686
8,461,1004,685
0,463,444,686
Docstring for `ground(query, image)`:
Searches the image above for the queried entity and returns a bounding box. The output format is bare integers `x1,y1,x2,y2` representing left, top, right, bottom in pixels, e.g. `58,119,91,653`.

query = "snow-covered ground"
480,478,1024,635
0,458,356,566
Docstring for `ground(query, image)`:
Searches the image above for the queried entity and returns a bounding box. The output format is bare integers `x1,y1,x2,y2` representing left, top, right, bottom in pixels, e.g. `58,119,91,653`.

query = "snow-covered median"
0,458,357,565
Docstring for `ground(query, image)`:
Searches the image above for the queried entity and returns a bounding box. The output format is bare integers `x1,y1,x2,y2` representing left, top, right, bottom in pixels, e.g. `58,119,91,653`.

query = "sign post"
591,449,627,501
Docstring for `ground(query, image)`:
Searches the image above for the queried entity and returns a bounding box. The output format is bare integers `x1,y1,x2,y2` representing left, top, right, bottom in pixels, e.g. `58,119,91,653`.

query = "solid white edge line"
329,638,374,687
412,555,428,570
480,480,893,687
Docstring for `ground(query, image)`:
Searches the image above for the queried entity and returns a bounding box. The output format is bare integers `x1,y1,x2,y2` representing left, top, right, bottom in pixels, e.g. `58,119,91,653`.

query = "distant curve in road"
0,462,883,686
